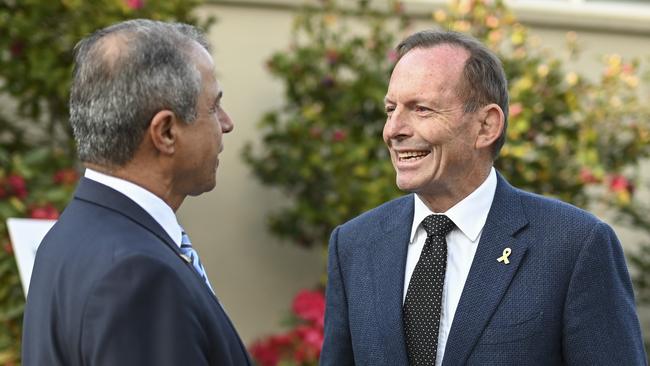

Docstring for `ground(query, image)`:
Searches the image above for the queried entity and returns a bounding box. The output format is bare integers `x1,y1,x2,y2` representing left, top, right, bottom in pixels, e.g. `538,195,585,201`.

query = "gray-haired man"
22,19,250,365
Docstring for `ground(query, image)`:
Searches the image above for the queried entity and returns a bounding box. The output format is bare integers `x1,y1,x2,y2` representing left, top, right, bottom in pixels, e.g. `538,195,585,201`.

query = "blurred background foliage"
0,1,213,364
244,0,650,363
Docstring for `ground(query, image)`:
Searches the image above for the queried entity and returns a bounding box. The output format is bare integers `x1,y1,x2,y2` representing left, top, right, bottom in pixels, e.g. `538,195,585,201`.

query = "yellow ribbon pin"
497,248,512,264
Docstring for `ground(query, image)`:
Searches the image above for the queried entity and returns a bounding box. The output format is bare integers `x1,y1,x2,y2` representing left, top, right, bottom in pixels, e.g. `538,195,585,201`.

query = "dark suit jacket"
321,173,646,365
22,178,250,366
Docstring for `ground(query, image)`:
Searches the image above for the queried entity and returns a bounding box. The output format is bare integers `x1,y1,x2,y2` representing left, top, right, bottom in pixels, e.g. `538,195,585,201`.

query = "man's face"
176,44,233,197
383,45,483,200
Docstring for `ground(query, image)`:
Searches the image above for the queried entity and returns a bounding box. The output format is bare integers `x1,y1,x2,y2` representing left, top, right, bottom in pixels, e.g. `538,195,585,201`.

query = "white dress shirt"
403,167,497,366
84,168,183,249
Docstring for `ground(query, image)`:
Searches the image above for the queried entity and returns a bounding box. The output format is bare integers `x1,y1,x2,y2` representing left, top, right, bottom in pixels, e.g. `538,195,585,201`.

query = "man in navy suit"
320,30,646,365
22,19,250,365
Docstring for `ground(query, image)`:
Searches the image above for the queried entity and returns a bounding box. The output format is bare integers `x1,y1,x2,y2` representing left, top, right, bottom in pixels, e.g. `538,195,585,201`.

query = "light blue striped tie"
180,231,214,293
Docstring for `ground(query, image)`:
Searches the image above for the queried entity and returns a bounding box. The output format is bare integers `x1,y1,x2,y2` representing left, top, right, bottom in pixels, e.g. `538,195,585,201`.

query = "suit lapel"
442,174,529,365
372,195,413,365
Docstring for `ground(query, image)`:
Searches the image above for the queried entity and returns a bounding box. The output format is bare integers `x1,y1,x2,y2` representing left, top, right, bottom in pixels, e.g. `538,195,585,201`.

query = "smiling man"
320,30,645,365
22,20,250,365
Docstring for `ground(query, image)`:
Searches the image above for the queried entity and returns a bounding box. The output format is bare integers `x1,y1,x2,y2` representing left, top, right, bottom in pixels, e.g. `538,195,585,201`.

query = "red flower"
29,204,59,220
0,185,6,199
609,174,634,194
292,325,323,363
7,174,28,199
332,129,347,143
53,168,79,185
579,168,600,184
3,241,13,256
250,333,293,366
10,40,24,58
249,340,280,366
292,289,326,326
125,0,144,9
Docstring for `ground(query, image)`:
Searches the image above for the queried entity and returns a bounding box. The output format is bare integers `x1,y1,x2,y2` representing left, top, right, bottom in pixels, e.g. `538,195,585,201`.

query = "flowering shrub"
244,0,650,362
250,289,325,366
0,1,213,364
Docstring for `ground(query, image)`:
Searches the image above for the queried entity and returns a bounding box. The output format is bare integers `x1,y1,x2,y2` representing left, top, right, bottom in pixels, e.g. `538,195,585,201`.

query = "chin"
395,177,421,193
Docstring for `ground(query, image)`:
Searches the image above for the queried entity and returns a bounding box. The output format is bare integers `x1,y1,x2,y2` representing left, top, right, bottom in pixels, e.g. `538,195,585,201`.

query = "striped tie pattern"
180,231,214,293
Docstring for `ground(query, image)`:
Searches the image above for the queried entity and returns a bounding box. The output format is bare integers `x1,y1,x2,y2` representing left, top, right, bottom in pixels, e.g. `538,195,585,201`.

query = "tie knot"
422,214,455,237
181,231,192,247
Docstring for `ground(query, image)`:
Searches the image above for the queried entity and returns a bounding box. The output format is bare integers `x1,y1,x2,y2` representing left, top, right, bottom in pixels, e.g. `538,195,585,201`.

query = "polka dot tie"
403,214,455,366
180,231,214,294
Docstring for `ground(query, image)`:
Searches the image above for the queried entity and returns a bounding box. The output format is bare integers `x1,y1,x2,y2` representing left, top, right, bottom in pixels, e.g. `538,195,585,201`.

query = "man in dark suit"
22,19,250,365
320,30,646,365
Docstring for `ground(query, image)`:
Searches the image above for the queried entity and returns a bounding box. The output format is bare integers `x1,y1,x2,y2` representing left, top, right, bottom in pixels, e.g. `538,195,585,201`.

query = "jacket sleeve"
563,221,647,365
320,226,355,366
80,254,211,366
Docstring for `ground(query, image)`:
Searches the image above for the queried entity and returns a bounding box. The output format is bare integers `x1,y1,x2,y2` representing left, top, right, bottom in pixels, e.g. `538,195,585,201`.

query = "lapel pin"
180,254,192,264
497,248,512,265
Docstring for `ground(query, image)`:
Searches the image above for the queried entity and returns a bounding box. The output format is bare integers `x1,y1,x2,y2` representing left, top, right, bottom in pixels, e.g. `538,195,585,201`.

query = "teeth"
398,151,429,160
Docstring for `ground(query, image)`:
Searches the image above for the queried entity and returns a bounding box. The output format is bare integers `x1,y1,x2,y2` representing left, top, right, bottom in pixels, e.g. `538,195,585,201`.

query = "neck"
84,162,184,212
418,165,492,212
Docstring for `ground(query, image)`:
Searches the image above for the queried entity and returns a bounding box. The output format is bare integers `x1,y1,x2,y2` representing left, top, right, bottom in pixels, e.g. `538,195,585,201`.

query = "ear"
475,103,505,150
148,110,178,155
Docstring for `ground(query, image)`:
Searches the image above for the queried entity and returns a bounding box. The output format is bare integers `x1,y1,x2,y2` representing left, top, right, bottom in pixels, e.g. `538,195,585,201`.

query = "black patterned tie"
403,214,455,366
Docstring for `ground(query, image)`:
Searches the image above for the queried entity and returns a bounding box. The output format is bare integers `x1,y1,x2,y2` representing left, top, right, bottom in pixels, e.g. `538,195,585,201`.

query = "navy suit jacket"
321,173,646,365
22,178,251,366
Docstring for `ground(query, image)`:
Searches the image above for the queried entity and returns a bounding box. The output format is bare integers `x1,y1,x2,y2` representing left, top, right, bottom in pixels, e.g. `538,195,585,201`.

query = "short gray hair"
396,30,509,159
70,19,210,167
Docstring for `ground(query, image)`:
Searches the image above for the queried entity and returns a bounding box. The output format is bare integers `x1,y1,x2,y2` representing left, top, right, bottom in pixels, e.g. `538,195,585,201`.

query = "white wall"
179,1,650,344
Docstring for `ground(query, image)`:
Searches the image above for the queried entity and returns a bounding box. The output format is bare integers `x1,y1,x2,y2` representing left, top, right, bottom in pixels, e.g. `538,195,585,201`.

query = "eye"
385,105,395,115
414,105,431,113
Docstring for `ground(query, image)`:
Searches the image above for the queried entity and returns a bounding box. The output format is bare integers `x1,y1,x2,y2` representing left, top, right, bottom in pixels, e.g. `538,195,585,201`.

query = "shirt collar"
84,168,183,248
410,167,497,243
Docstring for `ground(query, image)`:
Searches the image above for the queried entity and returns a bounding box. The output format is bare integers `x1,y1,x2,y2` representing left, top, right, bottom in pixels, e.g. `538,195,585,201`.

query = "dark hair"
70,19,210,167
396,30,509,159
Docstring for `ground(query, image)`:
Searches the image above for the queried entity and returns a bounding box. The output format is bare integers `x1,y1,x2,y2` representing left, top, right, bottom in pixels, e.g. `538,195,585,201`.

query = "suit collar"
84,168,183,247
74,177,181,256
442,172,529,365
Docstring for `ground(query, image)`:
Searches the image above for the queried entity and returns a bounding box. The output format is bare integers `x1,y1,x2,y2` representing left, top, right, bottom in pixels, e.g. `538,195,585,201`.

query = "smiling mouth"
397,150,430,162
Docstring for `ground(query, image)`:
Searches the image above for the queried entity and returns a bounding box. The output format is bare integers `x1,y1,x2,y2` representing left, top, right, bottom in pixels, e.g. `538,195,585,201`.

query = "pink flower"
332,129,347,143
609,175,633,194
509,103,523,118
579,168,600,184
7,174,27,199
292,289,326,326
125,0,144,10
29,204,59,220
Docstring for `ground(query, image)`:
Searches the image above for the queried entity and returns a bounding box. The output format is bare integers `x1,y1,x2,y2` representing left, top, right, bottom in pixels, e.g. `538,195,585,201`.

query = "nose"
383,107,410,142
219,109,234,133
